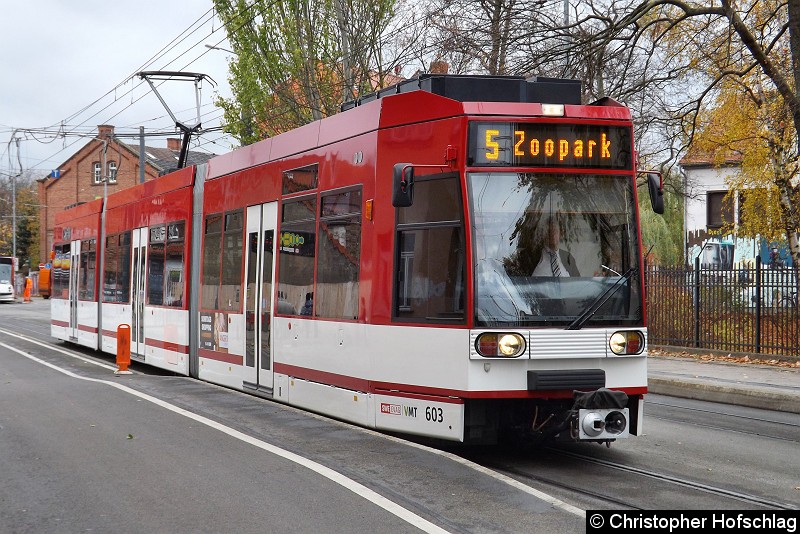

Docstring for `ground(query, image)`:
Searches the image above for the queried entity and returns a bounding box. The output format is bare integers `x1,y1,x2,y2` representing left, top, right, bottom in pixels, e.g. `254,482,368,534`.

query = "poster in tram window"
199,312,229,353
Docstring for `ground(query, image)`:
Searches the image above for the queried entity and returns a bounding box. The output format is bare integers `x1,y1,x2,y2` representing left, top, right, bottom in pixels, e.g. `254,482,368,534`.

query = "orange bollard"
115,324,133,375
23,277,32,303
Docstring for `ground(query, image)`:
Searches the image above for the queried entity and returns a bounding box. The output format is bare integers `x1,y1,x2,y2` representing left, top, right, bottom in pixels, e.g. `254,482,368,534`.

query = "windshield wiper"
566,267,636,331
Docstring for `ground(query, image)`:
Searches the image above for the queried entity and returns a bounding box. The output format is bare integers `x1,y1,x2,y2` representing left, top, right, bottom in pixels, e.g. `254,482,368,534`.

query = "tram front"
464,120,651,443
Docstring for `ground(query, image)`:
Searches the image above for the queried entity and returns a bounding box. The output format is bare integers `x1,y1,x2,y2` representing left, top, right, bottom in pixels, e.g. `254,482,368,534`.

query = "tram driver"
532,215,579,277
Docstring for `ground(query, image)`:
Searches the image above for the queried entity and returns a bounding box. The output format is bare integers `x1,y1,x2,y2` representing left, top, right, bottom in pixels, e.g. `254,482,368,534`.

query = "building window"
108,162,117,183
707,191,733,229
93,162,102,184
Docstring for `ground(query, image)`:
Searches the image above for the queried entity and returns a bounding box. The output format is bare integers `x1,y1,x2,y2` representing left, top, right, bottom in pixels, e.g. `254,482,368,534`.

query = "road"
1,299,796,534
0,300,584,533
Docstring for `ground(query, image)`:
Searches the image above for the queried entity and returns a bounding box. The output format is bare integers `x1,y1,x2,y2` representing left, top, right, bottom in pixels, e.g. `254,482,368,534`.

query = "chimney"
97,124,114,140
429,61,449,74
167,138,181,151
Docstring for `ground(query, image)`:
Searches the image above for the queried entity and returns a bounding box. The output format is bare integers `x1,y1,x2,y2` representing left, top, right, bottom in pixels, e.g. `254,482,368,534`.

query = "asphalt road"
0,300,585,533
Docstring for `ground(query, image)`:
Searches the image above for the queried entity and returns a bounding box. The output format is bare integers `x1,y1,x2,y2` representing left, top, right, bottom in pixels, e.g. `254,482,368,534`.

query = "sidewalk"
647,348,800,414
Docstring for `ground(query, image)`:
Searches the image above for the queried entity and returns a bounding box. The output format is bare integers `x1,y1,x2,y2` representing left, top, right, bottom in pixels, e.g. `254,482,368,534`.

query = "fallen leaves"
649,348,800,368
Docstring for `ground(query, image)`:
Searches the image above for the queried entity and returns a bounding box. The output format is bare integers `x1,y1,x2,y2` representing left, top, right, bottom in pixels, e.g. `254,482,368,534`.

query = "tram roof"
205,75,632,181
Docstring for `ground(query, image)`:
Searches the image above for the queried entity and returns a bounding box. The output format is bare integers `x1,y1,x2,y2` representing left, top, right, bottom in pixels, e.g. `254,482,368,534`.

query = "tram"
0,256,16,303
51,74,664,444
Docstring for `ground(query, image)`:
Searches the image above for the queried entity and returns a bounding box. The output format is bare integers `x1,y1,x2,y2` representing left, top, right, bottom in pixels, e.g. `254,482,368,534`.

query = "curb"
648,376,800,414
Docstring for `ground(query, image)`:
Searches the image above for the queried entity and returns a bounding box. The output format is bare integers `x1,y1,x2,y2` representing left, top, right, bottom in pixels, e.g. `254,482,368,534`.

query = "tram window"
53,244,68,299
317,188,361,319
220,210,244,311
147,225,166,306
278,196,316,315
394,175,465,323
103,236,118,302
79,239,96,301
165,221,185,307
116,232,131,303
103,232,131,303
282,164,318,195
201,213,223,309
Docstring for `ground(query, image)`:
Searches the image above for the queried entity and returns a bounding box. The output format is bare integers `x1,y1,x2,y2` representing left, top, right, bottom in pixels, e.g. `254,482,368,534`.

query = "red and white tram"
52,75,663,444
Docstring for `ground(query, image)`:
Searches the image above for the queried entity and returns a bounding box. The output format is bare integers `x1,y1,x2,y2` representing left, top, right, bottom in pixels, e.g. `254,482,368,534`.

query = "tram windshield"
0,262,12,283
470,172,643,328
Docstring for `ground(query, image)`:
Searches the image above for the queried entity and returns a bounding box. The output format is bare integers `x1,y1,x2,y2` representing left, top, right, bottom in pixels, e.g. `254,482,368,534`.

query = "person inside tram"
532,215,580,277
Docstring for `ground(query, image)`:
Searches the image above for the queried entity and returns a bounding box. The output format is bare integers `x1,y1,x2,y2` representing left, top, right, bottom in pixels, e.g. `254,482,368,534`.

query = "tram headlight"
475,333,526,358
609,331,644,355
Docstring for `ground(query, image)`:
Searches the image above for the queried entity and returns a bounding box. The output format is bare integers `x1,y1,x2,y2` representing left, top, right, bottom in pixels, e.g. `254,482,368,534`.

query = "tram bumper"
572,388,630,440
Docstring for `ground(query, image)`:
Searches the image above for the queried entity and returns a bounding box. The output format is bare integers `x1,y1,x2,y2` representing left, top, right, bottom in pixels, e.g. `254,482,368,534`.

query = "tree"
424,0,546,75
214,0,397,143
0,173,39,272
533,0,800,268
639,171,684,265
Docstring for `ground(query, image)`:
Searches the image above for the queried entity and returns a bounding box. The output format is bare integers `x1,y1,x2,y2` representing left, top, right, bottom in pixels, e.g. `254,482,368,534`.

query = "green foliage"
638,171,684,265
0,181,39,272
214,0,396,143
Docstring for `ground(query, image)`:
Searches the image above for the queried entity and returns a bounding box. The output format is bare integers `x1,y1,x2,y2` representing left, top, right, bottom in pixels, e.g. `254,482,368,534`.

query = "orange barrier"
23,277,32,303
115,324,132,375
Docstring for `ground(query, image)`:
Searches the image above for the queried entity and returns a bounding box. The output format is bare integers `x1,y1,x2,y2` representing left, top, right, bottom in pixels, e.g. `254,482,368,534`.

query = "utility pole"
12,137,20,272
139,126,146,183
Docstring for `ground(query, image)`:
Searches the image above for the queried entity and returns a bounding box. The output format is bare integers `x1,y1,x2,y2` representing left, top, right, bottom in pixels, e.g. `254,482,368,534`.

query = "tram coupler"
570,388,630,441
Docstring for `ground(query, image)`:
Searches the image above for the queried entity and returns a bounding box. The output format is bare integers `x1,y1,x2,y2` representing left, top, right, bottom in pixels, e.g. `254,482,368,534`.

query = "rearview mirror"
392,163,414,207
647,172,664,214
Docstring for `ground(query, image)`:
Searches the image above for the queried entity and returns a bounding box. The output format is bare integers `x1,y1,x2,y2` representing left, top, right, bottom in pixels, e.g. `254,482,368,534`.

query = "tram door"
130,227,148,358
243,202,277,391
67,240,81,340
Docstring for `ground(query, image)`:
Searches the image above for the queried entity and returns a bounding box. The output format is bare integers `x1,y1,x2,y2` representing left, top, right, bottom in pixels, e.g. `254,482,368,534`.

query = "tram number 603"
425,406,444,423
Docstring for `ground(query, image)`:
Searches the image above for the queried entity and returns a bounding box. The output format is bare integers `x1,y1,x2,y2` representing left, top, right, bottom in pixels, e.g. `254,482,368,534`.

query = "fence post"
755,256,761,354
694,256,700,348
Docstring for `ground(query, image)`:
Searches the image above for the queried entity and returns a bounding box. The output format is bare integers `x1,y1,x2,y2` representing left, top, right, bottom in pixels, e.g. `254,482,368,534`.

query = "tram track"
469,448,800,511
546,449,799,510
647,398,800,443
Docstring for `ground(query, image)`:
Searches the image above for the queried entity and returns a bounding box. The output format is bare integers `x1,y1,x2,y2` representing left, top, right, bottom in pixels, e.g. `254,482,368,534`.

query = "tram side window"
147,221,186,307
103,232,131,303
165,221,185,307
283,164,318,195
117,232,132,303
147,225,166,306
395,175,465,322
53,244,69,299
316,188,361,319
103,236,118,302
220,210,244,311
277,196,316,315
201,213,223,309
79,239,96,301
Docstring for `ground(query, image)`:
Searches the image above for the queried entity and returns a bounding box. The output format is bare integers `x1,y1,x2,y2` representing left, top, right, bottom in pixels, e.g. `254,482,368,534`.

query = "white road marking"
1,341,449,533
3,329,587,520
0,328,120,371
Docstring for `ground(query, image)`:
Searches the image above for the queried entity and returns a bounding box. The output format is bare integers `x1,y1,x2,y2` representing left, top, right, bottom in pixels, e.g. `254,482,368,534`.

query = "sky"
0,1,237,179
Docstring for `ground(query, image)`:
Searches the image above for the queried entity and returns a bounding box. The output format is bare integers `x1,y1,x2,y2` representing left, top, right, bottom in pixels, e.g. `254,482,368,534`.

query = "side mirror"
647,172,664,214
392,163,414,207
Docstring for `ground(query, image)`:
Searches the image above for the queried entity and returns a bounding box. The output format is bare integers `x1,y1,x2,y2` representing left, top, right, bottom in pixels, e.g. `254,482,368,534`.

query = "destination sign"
469,122,632,169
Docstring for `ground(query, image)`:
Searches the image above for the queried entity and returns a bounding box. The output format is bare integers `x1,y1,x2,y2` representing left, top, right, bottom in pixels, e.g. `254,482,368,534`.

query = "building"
37,125,214,262
680,152,773,267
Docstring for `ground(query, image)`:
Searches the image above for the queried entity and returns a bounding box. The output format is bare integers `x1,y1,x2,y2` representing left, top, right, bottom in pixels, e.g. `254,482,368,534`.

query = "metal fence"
645,258,799,357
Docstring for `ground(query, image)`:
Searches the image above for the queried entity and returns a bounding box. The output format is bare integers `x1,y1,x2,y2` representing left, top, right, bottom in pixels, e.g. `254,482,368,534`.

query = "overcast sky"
0,1,236,177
